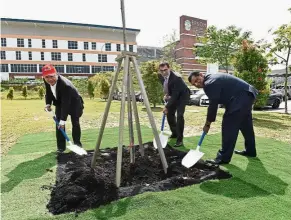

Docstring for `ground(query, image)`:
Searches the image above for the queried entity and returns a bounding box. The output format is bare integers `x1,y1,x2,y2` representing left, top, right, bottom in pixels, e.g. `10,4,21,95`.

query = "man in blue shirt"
188,71,258,164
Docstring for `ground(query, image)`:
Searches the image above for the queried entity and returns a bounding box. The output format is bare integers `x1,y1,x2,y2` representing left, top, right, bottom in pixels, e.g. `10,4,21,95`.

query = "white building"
0,18,140,80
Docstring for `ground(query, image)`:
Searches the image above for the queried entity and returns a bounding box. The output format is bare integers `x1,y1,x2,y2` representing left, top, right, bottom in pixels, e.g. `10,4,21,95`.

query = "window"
52,40,58,48
17,38,24,47
68,41,78,49
66,65,90,73
92,42,96,50
91,66,102,73
82,53,86,61
98,54,107,62
51,52,61,61
10,64,37,72
16,51,21,60
1,51,6,60
0,64,9,72
129,45,133,52
92,66,114,73
28,51,32,60
42,39,46,48
103,66,114,72
68,53,73,61
39,64,64,73
28,39,32,48
40,52,44,61
105,43,111,51
116,44,121,51
1,38,7,47
84,42,89,50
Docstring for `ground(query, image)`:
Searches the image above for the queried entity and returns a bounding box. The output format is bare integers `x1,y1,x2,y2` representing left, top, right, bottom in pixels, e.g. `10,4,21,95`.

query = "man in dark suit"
42,64,84,153
188,71,258,164
159,62,190,147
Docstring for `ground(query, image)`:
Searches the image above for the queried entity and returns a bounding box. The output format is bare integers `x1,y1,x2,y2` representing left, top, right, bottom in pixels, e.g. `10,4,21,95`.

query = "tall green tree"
265,8,291,114
234,40,270,108
194,25,252,73
141,60,164,108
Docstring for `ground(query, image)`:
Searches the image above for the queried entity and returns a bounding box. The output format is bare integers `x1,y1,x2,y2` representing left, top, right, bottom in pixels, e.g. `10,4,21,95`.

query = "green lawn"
1,99,291,220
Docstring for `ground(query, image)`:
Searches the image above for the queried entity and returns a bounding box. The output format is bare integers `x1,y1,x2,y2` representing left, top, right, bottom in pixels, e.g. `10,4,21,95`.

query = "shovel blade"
67,143,87,155
182,149,204,168
153,133,168,149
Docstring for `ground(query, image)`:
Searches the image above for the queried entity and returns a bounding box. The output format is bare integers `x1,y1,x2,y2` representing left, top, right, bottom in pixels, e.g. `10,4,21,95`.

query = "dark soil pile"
46,142,231,215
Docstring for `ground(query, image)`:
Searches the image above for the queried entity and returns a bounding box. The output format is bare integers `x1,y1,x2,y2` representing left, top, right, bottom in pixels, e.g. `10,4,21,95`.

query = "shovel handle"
53,116,70,142
161,113,166,131
197,131,207,147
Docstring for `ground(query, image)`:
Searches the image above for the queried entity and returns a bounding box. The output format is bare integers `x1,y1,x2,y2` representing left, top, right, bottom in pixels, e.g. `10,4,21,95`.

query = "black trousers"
55,106,83,151
167,92,189,142
216,92,256,162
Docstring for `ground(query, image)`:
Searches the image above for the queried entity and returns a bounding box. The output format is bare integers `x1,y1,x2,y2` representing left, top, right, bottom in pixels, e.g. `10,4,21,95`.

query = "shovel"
153,113,169,149
46,110,87,155
182,131,206,168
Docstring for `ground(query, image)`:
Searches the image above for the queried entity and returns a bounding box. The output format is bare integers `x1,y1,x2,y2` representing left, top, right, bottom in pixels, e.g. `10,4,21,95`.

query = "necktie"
163,77,168,95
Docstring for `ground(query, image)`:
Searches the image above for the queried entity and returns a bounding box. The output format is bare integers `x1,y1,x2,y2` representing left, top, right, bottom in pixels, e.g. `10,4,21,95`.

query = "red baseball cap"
42,64,57,76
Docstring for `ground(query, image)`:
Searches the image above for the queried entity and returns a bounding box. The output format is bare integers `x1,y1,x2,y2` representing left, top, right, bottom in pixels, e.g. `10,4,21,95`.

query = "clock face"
184,20,191,31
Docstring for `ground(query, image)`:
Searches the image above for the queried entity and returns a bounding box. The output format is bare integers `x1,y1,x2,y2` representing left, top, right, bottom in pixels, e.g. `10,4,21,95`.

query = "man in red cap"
42,64,84,153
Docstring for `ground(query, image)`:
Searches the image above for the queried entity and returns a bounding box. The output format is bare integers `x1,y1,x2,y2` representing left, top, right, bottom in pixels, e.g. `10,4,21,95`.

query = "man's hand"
44,105,52,112
163,95,171,102
203,121,212,133
163,107,168,115
58,124,65,130
58,120,66,130
203,124,210,133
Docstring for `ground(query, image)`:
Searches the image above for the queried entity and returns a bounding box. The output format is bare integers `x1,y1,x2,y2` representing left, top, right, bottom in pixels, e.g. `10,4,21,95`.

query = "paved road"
262,100,291,114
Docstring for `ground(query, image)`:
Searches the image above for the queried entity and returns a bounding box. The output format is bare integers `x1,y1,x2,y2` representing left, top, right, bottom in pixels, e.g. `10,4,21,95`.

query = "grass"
1,99,291,220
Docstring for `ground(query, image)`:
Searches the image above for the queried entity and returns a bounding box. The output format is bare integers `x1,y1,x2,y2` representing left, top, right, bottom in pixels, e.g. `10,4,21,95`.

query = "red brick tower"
175,15,208,74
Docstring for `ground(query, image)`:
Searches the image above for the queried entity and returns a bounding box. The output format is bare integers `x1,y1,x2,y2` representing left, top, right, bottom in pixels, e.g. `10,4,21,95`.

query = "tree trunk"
285,47,290,114
284,64,289,114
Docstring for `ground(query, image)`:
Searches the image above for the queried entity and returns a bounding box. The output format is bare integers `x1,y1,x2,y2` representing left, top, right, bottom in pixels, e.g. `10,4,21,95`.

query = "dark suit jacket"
159,71,190,109
44,75,84,121
203,73,258,122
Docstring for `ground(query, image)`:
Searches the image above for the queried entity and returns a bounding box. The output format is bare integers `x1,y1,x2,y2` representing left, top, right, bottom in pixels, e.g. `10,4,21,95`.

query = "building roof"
0,17,140,32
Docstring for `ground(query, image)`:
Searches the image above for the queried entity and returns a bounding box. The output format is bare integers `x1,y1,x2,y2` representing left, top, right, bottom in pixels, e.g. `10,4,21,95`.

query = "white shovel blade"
67,142,87,155
153,133,168,149
182,149,204,168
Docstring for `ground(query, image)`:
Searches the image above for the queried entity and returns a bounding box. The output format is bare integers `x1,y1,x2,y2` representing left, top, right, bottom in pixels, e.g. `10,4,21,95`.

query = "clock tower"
175,15,208,74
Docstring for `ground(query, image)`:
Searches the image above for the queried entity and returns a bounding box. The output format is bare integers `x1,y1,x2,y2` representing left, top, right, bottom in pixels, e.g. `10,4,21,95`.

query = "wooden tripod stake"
91,0,168,187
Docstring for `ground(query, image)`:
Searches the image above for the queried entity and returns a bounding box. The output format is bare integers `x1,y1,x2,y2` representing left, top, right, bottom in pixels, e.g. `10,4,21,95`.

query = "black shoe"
170,134,177,139
206,159,229,165
234,150,256,157
174,141,183,147
57,149,65,154
75,143,83,148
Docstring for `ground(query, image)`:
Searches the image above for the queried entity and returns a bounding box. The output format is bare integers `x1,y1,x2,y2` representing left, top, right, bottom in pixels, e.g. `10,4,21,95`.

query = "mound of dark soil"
46,142,231,215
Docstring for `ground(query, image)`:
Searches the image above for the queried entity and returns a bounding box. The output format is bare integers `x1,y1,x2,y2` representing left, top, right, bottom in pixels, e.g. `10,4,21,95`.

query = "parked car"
189,88,199,95
188,90,208,106
112,91,121,100
275,85,291,100
265,89,283,109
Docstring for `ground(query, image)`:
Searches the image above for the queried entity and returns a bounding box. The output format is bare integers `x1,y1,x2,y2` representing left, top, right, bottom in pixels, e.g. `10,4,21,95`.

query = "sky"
1,0,290,68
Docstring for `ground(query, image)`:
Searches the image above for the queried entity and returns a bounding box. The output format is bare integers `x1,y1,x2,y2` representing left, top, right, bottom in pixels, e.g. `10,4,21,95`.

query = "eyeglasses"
160,69,168,73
